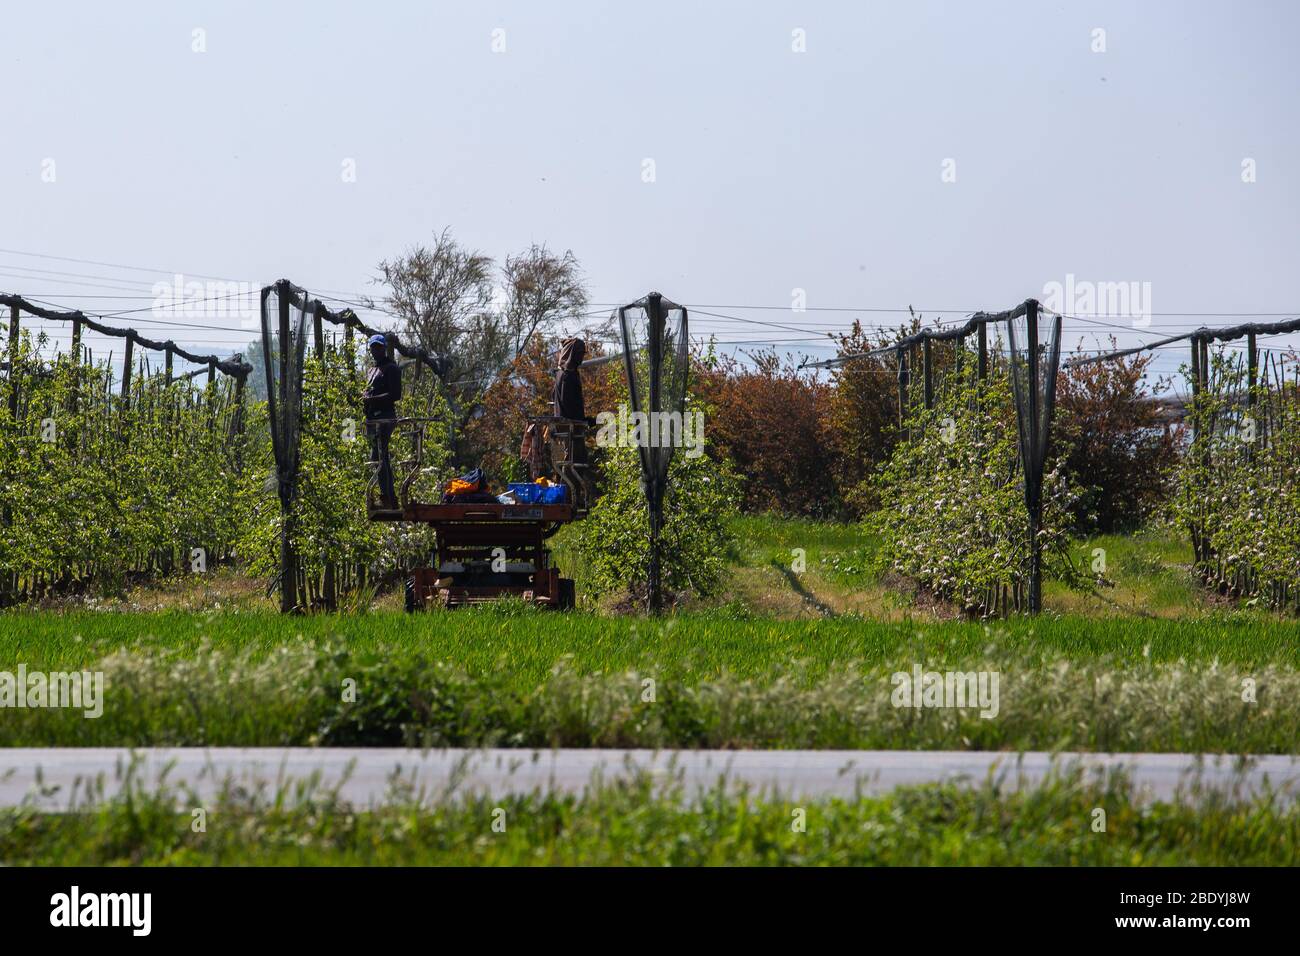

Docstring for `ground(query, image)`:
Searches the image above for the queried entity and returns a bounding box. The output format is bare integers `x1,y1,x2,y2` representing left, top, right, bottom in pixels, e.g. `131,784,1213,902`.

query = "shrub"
693,350,841,519
1054,345,1180,532
824,318,922,516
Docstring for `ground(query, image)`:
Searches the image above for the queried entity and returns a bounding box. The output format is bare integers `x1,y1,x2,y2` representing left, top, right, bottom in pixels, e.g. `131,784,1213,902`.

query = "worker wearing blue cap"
363,333,402,510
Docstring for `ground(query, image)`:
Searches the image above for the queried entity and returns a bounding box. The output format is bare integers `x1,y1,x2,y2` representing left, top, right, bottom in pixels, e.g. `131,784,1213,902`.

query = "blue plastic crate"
507,482,567,504
507,482,543,504
538,484,567,504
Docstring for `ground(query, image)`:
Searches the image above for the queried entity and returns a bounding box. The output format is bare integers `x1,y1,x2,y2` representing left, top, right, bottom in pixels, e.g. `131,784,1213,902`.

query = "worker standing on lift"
363,333,402,510
553,337,596,461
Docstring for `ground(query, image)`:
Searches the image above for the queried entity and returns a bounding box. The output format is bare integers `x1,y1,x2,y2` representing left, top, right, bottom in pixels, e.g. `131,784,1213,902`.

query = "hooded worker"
553,337,588,422
363,333,402,510
552,337,596,469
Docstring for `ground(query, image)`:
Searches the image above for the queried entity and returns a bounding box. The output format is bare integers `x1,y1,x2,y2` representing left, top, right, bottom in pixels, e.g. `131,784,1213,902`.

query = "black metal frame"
615,292,690,613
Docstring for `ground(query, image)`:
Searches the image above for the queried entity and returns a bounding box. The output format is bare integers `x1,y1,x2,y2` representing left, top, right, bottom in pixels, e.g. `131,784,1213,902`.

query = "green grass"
3,606,1298,676
5,518,1296,752
723,515,1230,620
3,771,1295,865
2,608,1299,750
28,516,1258,622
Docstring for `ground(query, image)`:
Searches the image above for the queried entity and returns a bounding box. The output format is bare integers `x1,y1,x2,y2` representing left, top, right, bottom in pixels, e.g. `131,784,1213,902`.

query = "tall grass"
3,768,1296,865
2,628,1298,751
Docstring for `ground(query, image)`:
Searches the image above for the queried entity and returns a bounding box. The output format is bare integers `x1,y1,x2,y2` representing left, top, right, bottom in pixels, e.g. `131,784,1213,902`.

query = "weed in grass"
2,630,1299,752
1,764,1296,866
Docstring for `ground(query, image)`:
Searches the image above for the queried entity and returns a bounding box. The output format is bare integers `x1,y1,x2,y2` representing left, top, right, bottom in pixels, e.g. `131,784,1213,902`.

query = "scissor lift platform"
366,417,587,611
375,501,575,610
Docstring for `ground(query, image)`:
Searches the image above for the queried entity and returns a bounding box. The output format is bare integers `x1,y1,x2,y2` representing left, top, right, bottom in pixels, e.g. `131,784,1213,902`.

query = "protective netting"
615,293,690,613
1006,303,1063,488
1004,302,1062,612
616,295,690,486
260,282,311,499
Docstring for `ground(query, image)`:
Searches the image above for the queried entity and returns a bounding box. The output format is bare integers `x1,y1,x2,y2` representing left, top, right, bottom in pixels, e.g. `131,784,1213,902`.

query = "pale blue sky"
2,0,1297,383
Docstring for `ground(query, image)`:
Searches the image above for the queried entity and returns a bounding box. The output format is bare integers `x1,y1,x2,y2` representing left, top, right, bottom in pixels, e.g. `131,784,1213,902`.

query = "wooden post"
71,316,82,364
977,322,988,381
208,359,217,387
164,345,174,385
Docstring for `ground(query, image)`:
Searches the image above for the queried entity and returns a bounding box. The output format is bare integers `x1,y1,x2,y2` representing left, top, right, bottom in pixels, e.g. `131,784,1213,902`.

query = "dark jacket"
363,358,402,420
553,339,587,421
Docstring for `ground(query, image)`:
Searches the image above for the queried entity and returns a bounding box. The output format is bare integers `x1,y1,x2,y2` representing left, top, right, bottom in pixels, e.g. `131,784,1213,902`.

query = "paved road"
0,749,1295,810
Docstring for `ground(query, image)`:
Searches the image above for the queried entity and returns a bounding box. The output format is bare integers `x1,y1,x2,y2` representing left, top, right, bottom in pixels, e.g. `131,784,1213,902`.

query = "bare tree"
370,228,507,397
500,244,589,360
369,230,592,465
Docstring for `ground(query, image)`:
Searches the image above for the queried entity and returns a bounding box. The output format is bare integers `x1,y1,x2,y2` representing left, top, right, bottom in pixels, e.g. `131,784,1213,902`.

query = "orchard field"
3,516,1297,753
5,516,1300,866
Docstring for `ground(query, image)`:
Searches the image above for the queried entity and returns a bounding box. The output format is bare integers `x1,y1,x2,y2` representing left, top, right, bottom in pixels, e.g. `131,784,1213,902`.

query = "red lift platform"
368,417,590,610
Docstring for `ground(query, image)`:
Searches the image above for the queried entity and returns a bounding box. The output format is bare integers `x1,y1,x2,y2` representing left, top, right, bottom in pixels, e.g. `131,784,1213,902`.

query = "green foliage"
0,326,457,607
576,402,741,604
866,371,1083,614
0,332,243,600
1174,350,1300,611
235,343,456,594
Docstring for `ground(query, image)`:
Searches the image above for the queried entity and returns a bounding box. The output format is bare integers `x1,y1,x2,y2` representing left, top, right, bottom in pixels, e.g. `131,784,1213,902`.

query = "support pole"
977,322,988,381
1246,331,1257,457
2,304,17,605
6,303,19,417
646,293,664,615
312,305,335,610
1026,301,1042,614
313,306,325,360
232,373,246,473
896,345,909,427
1246,331,1257,403
120,336,135,403
922,336,933,410
277,283,298,614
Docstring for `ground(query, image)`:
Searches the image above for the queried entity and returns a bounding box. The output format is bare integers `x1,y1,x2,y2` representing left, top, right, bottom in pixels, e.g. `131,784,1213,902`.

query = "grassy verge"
4,606,1299,676
2,613,1298,750
3,771,1295,865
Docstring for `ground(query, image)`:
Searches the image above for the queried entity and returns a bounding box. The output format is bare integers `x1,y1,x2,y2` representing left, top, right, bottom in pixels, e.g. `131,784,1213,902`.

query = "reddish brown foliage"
1054,345,1181,532
694,350,842,518
464,334,620,482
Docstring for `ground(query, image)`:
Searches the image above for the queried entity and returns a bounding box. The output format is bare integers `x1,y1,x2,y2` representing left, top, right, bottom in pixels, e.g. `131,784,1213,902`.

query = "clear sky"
2,0,1297,385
